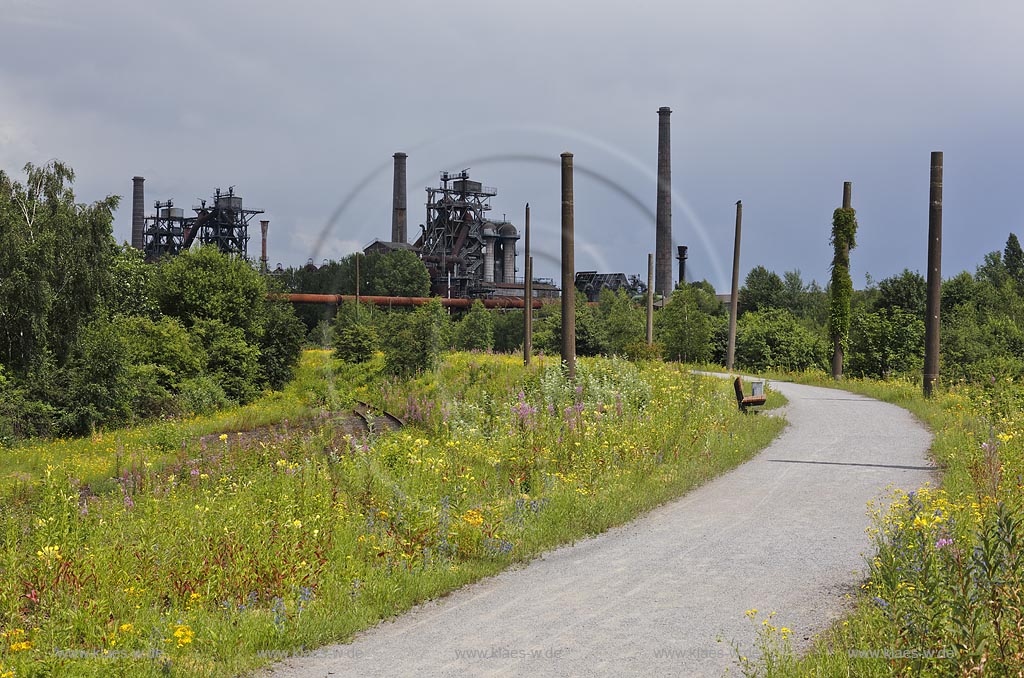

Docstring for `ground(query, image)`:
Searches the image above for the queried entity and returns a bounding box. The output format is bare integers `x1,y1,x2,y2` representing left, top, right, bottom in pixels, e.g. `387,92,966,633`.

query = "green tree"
0,161,119,375
104,244,157,318
335,324,379,363
655,287,717,363
454,300,494,351
739,266,784,314
382,299,450,375
150,246,268,344
735,309,828,372
1004,233,1024,288
847,309,925,378
259,301,307,389
492,309,524,353
190,319,263,403
828,204,858,378
874,269,926,319
598,288,644,356
368,250,431,297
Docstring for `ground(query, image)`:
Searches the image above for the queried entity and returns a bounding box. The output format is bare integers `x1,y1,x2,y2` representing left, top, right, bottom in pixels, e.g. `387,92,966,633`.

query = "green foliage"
104,244,157,318
334,324,379,364
283,250,430,300
739,265,785,313
1005,233,1024,288
655,286,719,363
736,308,828,372
453,300,494,351
176,375,231,415
874,268,926,319
58,315,134,434
121,315,206,390
150,246,268,343
492,309,524,353
382,299,450,375
828,207,858,349
191,319,263,404
848,309,925,378
532,294,610,358
599,288,646,356
259,301,307,389
0,161,119,375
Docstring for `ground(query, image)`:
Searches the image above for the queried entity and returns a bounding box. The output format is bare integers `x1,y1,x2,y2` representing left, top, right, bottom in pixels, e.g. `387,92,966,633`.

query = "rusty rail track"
353,400,405,433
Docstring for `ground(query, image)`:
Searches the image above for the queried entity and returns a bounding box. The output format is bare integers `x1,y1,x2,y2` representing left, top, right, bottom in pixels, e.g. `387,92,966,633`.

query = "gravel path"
263,380,935,678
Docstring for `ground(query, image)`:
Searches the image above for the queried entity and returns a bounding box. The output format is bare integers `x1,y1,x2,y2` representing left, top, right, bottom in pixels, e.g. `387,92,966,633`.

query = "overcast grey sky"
2,0,1021,291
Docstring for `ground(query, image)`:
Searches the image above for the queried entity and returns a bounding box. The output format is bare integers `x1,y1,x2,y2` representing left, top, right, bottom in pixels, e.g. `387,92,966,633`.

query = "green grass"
0,352,784,677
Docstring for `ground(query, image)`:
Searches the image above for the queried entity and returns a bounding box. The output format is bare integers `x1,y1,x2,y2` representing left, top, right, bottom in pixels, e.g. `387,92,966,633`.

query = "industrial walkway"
264,380,935,678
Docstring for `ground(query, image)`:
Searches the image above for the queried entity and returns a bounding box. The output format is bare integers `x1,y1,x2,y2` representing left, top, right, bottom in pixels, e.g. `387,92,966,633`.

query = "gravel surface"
263,379,935,678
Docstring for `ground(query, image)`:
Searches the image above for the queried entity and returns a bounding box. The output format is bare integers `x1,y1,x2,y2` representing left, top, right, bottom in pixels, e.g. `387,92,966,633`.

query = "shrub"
335,324,379,364
259,301,306,389
176,374,232,414
382,299,449,375
190,319,263,404
453,300,494,351
735,308,828,372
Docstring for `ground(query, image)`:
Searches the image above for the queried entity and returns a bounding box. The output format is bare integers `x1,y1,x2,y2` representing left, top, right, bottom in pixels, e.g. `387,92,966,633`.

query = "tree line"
0,162,306,441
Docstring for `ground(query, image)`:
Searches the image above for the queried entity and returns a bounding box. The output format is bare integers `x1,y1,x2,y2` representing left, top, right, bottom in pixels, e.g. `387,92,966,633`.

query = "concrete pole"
561,152,576,380
131,176,145,251
831,182,852,380
392,152,408,243
655,107,673,297
727,201,742,370
924,153,943,397
646,253,654,346
524,204,533,366
259,220,269,275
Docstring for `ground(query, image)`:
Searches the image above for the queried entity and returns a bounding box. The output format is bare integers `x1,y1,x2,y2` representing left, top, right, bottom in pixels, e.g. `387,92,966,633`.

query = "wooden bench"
734,376,767,413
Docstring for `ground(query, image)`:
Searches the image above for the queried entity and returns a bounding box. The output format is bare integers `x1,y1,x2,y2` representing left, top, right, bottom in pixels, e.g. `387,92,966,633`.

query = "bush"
655,287,719,363
176,375,232,415
382,299,449,375
259,301,306,389
190,319,263,404
453,300,494,351
735,308,828,372
847,308,924,378
335,324,379,364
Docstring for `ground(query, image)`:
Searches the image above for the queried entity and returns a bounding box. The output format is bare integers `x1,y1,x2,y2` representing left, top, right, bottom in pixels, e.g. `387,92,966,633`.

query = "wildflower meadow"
0,350,782,677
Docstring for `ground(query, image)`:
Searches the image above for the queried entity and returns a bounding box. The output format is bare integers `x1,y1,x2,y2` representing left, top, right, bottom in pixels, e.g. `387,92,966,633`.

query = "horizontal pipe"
281,293,549,309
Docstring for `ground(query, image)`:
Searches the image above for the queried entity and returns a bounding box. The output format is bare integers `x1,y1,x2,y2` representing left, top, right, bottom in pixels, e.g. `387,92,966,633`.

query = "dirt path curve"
264,380,935,678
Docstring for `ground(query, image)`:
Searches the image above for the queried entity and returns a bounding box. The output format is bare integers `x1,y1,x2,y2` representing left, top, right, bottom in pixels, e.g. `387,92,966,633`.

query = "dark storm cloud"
2,0,1022,290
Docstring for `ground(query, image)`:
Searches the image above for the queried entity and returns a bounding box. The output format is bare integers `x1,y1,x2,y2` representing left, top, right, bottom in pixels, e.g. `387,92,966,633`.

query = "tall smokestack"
655,107,673,297
260,220,269,274
131,176,145,250
392,152,407,243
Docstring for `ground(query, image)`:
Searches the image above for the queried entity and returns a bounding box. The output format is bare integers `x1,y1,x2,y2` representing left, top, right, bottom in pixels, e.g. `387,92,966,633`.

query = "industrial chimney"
655,107,672,297
676,245,688,286
260,220,270,274
392,152,407,243
131,176,145,251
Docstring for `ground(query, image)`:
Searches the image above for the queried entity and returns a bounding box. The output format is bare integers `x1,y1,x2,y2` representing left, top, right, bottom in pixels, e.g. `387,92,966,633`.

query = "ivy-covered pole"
829,182,858,379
